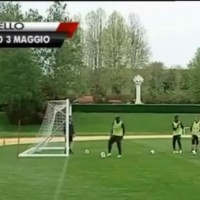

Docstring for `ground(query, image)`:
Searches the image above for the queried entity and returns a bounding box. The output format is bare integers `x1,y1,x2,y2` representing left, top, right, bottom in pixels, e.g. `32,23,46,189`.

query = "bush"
142,89,192,104
105,95,132,103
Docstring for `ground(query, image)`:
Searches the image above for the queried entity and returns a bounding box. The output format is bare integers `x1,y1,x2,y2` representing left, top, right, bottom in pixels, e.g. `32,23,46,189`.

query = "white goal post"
18,99,72,157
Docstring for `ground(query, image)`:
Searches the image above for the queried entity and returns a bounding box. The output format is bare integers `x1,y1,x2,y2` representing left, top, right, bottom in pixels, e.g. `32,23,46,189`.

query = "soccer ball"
100,152,106,158
192,150,197,155
84,149,90,155
150,149,155,155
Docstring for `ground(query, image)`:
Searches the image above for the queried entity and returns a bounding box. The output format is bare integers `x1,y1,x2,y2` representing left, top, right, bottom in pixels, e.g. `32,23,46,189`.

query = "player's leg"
177,135,182,153
69,135,73,154
172,135,177,153
64,135,73,154
196,137,199,152
64,134,67,154
107,136,115,156
116,136,122,157
194,135,198,152
191,135,195,152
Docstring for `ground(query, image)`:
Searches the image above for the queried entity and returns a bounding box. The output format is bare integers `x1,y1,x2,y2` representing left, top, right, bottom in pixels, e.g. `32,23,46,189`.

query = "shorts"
192,135,199,145
110,135,123,143
173,135,181,140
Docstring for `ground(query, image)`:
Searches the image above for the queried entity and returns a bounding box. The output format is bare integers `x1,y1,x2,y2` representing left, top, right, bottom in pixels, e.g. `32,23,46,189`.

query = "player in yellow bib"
190,117,200,154
172,115,184,154
107,115,125,158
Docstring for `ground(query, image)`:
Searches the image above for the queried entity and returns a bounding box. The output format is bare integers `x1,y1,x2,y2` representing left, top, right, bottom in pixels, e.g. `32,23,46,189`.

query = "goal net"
18,99,72,157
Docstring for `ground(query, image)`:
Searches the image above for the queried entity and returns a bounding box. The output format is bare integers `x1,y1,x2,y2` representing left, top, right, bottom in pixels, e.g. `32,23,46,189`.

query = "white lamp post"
133,75,144,104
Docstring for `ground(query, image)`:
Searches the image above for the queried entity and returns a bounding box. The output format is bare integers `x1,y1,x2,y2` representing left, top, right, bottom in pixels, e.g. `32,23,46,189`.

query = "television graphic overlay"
0,22,79,48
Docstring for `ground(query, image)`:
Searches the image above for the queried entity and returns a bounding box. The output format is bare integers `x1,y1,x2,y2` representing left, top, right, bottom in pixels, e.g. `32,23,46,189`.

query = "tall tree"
179,69,190,90
0,48,42,124
84,8,107,96
0,2,23,21
102,11,128,69
24,8,43,22
127,14,150,68
188,48,200,102
35,1,70,75
147,62,165,92
85,8,106,69
99,12,129,95
0,2,42,123
39,1,84,99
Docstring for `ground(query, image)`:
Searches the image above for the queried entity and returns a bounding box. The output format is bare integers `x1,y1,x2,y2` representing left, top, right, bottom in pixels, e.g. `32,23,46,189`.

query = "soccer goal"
183,126,190,135
18,99,72,157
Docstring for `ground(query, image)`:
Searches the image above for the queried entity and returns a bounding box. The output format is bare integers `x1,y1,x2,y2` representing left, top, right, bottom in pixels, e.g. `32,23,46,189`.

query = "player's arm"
190,123,193,132
180,121,184,129
172,123,177,131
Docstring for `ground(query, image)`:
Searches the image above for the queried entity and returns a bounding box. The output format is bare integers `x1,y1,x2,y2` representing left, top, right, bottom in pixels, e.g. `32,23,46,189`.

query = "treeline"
0,2,199,124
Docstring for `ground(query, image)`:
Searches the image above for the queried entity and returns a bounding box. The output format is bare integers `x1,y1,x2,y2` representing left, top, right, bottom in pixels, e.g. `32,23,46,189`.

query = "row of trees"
0,2,200,124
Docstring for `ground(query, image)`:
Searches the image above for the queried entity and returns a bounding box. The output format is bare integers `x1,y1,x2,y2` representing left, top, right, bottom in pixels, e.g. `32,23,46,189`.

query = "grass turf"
1,139,200,200
0,112,198,137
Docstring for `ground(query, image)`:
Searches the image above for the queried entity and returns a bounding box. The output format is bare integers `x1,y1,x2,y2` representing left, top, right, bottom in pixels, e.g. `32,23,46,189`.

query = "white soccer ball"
100,152,106,158
150,149,155,155
84,149,90,155
192,150,197,155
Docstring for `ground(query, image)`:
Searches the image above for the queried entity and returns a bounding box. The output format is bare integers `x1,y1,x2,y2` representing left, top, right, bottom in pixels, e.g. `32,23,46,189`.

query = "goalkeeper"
64,116,75,154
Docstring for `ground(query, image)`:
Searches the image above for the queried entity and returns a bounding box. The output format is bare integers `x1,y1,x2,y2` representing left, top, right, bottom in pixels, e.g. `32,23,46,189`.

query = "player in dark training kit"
64,116,75,154
172,115,184,154
190,117,200,154
107,115,125,158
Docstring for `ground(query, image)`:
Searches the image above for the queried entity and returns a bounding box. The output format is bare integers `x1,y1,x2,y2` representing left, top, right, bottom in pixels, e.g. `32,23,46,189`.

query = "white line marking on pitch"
0,135,192,147
52,155,70,200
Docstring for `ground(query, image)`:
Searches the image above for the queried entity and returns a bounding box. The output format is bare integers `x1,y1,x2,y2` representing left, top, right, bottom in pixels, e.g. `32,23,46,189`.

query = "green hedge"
72,104,200,113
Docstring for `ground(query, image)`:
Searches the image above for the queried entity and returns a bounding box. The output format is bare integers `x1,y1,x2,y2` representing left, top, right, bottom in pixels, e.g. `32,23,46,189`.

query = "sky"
16,1,200,67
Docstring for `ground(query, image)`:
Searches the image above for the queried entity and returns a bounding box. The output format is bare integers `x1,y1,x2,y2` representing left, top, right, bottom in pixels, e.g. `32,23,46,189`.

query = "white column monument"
133,75,144,104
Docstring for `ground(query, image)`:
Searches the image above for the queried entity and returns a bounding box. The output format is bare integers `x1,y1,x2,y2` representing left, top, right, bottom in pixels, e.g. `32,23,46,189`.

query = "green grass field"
0,112,199,137
1,139,200,200
1,112,199,199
